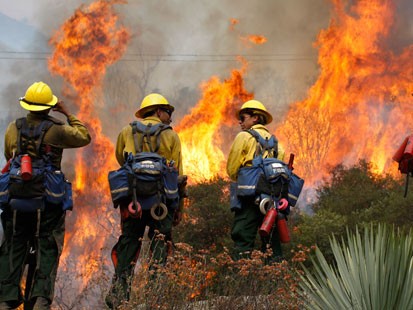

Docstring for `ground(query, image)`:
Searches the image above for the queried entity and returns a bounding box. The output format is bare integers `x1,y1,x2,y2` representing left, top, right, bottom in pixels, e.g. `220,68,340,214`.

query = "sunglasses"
239,114,252,122
160,108,173,116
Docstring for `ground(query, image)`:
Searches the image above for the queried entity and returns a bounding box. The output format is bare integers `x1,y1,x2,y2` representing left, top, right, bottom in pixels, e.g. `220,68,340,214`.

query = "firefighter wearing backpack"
227,99,288,263
0,81,91,310
105,93,184,309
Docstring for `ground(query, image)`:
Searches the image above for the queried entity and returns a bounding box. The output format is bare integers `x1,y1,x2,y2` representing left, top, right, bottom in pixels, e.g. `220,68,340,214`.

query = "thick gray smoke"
15,0,413,308
0,1,331,307
0,0,330,139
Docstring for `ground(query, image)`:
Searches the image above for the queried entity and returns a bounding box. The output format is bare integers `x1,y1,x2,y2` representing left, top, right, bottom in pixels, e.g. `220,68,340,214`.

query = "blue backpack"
108,121,179,211
231,129,304,211
0,117,73,212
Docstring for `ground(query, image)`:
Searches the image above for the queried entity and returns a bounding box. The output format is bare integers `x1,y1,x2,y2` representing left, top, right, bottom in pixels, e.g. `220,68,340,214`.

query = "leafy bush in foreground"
292,160,413,261
300,224,413,310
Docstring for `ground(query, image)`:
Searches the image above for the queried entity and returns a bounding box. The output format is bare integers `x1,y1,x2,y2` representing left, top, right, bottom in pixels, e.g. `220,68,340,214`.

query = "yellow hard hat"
237,99,273,124
135,93,175,118
19,82,58,112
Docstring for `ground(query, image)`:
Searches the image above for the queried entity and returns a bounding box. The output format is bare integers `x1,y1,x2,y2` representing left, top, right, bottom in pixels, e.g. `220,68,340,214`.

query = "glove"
178,175,188,198
173,209,182,226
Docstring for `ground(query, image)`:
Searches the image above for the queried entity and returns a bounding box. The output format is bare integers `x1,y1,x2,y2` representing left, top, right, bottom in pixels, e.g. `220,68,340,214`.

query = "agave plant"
299,224,413,310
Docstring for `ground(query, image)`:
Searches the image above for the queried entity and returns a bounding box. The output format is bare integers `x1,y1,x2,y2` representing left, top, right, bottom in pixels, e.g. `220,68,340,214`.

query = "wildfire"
277,0,413,184
48,0,130,294
176,57,253,184
37,0,413,305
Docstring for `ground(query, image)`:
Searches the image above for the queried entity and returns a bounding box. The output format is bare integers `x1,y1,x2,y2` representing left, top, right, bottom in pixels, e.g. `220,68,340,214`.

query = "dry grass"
112,233,313,310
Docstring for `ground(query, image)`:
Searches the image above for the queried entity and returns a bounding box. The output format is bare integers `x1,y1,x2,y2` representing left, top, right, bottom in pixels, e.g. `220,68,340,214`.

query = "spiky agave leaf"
299,224,413,310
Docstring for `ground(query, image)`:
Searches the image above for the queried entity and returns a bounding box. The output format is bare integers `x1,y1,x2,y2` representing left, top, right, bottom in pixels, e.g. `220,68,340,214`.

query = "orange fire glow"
277,0,413,184
40,0,413,305
48,0,130,292
241,34,267,45
230,18,239,31
176,57,253,184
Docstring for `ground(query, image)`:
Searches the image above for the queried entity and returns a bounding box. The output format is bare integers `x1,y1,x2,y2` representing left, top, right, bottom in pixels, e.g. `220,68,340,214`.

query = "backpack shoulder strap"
15,118,24,155
35,120,54,154
246,129,278,158
130,121,171,153
130,121,145,153
16,118,54,156
151,123,171,152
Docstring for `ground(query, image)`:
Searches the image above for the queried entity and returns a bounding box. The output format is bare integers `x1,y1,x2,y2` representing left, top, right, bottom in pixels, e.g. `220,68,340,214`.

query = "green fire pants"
0,204,65,308
106,204,174,308
231,197,282,262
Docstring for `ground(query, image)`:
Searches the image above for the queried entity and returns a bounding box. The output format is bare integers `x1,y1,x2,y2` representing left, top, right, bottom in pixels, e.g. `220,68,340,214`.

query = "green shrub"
292,160,413,258
300,224,413,310
174,178,233,254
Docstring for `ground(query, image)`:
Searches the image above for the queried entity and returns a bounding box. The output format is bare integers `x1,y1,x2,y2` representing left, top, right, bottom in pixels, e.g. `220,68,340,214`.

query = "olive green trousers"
0,205,65,308
231,197,282,262
105,205,174,308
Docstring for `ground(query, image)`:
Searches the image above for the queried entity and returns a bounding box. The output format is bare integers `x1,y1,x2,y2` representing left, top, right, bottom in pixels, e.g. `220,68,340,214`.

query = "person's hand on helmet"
52,101,70,118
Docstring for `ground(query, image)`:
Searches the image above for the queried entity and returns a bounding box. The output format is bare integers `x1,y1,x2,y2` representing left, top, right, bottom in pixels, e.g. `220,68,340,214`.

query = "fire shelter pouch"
288,173,304,207
45,170,66,205
162,168,179,200
62,180,73,211
9,197,44,213
230,182,242,210
108,166,131,206
237,166,262,196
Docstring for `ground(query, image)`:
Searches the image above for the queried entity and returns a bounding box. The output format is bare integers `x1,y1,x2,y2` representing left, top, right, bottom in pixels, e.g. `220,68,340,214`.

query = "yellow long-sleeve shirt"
226,124,284,182
4,113,91,167
115,116,183,175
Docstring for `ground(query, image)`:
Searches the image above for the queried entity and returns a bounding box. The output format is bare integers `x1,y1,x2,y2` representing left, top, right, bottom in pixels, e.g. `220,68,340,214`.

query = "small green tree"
292,160,413,258
174,178,233,253
315,160,399,217
299,224,413,310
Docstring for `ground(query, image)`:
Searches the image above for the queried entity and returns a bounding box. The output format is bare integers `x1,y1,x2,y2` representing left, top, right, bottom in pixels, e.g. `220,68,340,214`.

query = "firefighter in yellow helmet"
227,99,286,262
106,93,185,309
0,82,91,309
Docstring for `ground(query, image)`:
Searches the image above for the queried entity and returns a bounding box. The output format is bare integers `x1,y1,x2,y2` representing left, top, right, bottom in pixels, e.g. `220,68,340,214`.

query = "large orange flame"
47,0,130,296
278,0,413,184
39,0,413,305
176,58,253,184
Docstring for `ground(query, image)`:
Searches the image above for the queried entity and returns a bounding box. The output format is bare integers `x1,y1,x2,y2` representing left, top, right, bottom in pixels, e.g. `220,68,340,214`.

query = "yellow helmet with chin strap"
237,99,273,124
19,82,58,112
135,93,175,118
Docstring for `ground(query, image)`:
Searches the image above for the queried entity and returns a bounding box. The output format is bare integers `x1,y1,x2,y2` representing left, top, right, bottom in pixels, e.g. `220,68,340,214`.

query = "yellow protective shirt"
226,124,282,182
4,113,91,166
115,116,183,175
